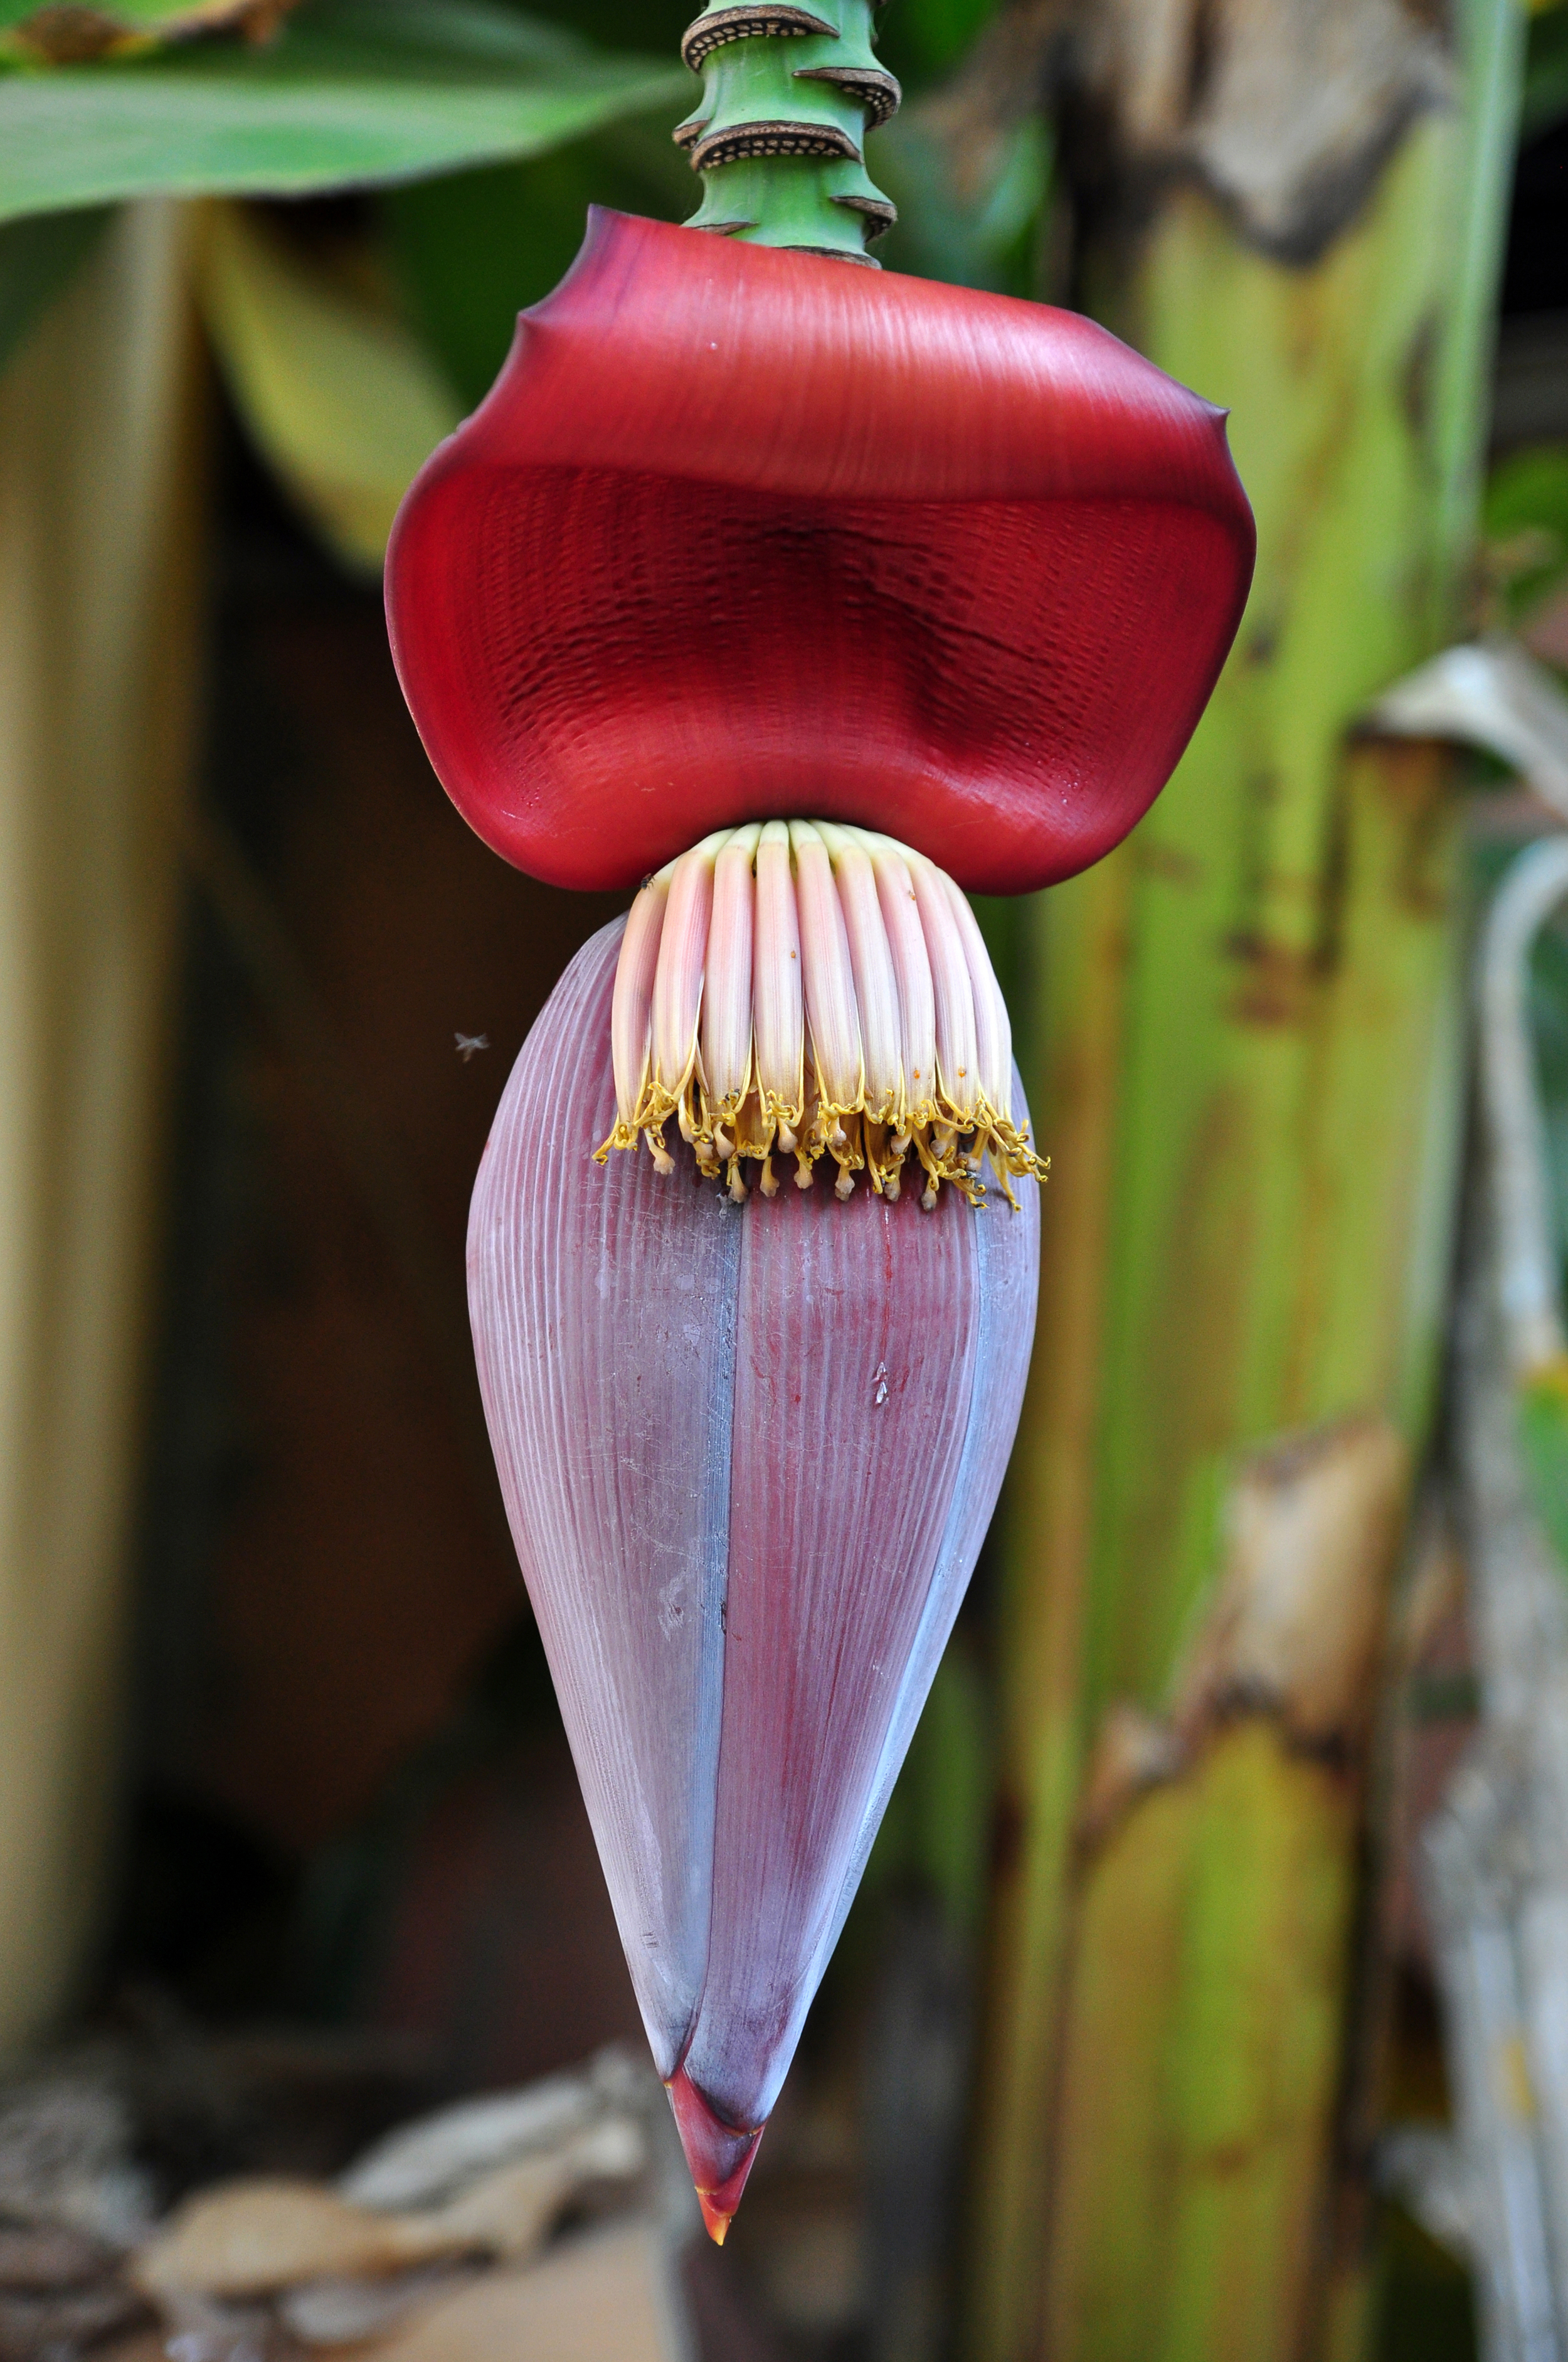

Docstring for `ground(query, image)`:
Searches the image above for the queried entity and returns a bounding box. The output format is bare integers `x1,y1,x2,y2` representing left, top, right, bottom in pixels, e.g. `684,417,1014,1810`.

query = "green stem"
675,0,899,262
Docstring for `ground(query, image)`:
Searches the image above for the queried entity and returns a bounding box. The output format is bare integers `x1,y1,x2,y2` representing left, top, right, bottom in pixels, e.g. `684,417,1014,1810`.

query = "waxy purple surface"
468,920,1039,2150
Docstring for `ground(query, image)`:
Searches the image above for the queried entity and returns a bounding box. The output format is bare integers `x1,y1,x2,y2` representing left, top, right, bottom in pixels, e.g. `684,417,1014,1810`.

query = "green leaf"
196,200,461,572
0,202,108,371
874,110,1048,294
1485,441,1568,623
880,0,998,83
1523,0,1568,142
0,0,689,223
1488,440,1568,542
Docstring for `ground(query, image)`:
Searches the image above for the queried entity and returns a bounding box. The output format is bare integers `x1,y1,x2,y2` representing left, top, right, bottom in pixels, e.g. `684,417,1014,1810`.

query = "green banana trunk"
963,3,1525,2353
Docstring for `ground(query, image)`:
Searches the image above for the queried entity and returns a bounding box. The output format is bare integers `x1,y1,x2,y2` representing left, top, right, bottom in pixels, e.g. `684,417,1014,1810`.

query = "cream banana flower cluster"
598,820,1048,1208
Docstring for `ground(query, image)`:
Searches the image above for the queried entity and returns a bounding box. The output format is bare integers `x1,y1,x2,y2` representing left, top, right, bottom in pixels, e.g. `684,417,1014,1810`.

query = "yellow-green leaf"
195,198,461,573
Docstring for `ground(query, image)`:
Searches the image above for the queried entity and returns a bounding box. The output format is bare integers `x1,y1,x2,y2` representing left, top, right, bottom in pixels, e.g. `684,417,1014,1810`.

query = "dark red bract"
386,208,1254,896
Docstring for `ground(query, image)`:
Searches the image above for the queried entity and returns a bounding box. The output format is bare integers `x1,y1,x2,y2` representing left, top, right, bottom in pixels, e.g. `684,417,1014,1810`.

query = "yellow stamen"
704,823,762,1120
595,868,669,1161
754,820,805,1143
790,820,865,1149
597,820,1049,1207
818,821,903,1123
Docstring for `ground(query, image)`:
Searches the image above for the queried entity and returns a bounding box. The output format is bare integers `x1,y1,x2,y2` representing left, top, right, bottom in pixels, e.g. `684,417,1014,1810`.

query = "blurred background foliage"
0,0,1047,567
1,0,1568,2357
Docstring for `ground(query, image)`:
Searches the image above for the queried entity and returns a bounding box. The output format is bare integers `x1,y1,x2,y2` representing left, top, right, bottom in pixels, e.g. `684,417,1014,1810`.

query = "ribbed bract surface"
388,209,1255,898
468,919,1039,2194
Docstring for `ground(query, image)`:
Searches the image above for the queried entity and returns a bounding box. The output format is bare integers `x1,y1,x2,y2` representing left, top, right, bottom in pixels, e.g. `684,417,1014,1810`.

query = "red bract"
386,208,1254,896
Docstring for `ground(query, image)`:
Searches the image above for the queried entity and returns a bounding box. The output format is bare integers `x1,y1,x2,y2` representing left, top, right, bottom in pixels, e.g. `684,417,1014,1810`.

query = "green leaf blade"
0,0,689,221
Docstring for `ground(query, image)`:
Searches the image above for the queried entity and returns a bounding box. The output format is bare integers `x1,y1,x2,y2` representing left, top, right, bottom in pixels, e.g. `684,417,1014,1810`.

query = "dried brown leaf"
1174,1414,1408,1746
280,2264,480,2348
130,2182,451,2300
360,2228,683,2362
131,2119,646,2306
427,2125,645,2264
6,1,299,62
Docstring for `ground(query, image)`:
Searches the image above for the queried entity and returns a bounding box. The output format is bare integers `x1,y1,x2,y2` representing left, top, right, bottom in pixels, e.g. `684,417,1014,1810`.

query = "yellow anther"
597,820,1048,1209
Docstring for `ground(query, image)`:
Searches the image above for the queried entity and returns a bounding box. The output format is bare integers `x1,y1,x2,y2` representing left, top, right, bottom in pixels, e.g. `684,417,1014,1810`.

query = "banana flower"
386,6,1253,2243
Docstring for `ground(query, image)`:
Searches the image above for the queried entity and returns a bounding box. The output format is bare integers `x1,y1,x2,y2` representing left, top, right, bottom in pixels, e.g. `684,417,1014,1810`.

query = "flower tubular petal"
602,870,670,1154
818,821,903,1125
868,835,938,1133
651,829,728,1145
704,823,762,1117
942,870,1011,1125
790,819,864,1136
753,818,805,1140
906,848,979,1130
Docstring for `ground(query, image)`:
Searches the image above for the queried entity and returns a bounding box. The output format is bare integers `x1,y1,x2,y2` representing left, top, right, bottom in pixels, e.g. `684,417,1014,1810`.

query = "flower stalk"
677,0,898,261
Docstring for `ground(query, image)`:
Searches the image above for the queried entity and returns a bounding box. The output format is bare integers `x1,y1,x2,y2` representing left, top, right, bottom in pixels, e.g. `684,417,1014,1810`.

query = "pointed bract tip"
699,2194,733,2246
667,2063,766,2243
